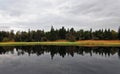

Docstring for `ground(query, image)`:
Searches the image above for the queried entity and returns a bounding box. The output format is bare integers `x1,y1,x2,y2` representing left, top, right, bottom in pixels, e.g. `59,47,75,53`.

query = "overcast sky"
0,0,120,31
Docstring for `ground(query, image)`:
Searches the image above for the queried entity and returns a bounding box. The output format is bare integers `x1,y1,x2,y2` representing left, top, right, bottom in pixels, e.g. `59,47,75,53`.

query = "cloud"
0,25,10,31
0,0,119,31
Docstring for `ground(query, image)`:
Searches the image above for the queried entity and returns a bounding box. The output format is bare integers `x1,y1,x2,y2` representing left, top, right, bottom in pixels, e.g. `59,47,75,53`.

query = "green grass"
0,41,120,47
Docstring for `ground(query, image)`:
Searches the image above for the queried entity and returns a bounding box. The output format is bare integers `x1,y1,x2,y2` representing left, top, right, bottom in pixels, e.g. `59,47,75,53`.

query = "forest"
0,26,120,42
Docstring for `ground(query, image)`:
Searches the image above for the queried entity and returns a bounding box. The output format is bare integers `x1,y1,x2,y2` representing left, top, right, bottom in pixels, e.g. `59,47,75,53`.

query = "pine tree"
118,27,120,40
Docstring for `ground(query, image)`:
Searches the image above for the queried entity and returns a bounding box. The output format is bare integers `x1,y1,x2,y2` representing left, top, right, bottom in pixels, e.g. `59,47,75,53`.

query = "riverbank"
0,40,120,47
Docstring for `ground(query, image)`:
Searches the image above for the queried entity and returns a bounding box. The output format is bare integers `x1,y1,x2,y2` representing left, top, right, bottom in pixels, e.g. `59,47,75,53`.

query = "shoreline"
0,40,120,47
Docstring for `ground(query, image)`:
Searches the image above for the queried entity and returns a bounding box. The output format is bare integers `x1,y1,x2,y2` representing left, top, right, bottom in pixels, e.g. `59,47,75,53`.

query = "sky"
0,0,120,31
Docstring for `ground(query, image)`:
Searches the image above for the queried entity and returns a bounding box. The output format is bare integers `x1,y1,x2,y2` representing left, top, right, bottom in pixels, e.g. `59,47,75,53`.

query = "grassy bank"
0,40,120,47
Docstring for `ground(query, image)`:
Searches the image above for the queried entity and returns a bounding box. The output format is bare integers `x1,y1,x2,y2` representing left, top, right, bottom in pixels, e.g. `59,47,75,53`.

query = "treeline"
0,26,120,42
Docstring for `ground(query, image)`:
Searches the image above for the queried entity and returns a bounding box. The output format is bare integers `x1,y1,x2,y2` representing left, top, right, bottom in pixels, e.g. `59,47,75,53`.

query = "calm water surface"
0,46,120,74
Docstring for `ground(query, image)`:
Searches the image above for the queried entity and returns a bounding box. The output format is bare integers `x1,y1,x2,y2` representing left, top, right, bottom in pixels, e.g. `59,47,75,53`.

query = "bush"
2,37,10,42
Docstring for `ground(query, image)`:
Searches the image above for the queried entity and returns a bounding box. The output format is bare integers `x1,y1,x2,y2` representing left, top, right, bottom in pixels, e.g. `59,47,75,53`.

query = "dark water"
0,46,120,74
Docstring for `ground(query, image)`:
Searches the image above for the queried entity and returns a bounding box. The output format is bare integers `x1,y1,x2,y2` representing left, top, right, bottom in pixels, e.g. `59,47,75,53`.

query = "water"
0,46,120,74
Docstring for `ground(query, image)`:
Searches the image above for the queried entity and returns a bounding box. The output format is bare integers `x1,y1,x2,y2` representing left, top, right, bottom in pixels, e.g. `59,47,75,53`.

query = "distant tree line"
0,26,120,42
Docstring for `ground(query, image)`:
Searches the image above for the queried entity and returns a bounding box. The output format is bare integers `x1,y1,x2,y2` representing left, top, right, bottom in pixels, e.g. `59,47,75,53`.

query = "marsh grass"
0,40,120,47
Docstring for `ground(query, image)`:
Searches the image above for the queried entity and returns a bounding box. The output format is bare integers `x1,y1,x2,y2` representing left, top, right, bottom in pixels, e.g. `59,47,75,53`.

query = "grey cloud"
0,0,119,31
61,0,120,18
0,25,10,31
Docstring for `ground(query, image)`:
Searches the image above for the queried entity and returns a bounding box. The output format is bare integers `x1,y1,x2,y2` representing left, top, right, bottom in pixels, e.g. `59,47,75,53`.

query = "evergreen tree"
118,27,120,40
0,26,119,42
59,27,66,39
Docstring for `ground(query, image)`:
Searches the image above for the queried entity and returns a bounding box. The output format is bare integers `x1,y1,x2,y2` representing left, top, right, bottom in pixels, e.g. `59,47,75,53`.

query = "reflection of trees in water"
118,47,120,58
0,46,120,59
0,46,14,54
